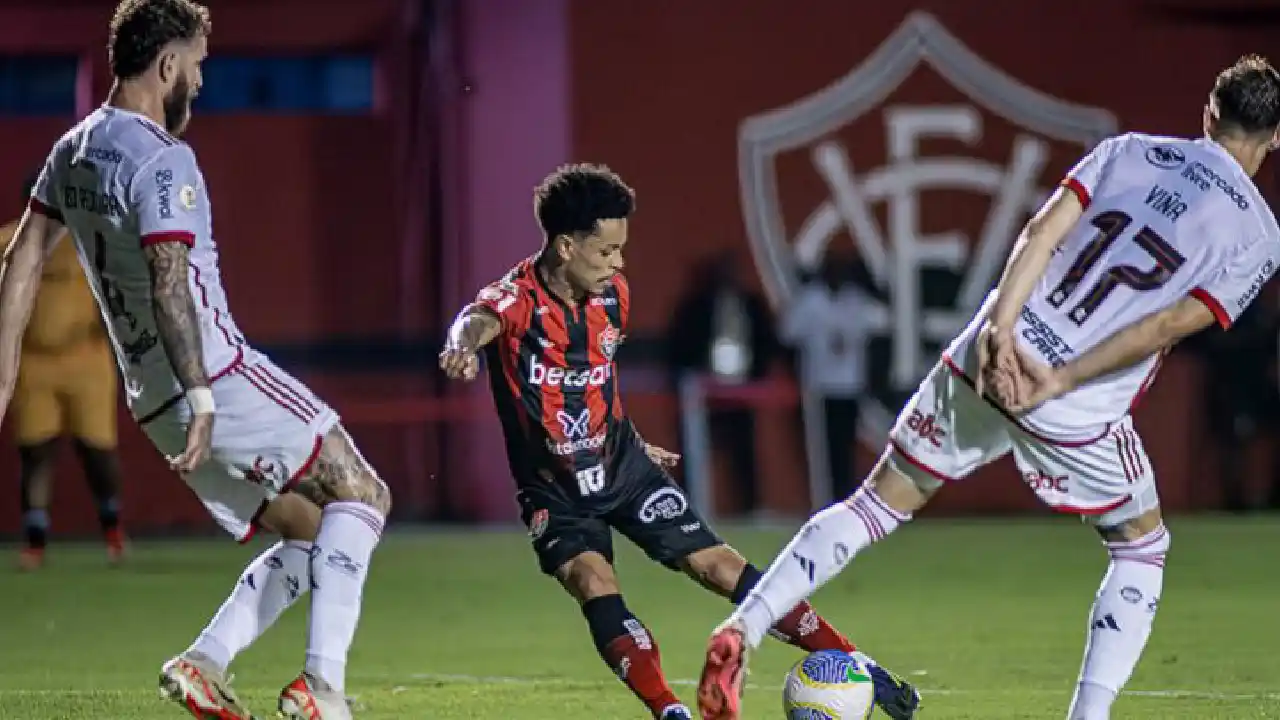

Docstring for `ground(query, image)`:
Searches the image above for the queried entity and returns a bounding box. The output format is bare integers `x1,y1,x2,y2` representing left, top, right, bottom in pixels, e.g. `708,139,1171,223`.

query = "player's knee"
1099,508,1167,546
680,544,745,595
347,476,392,516
867,454,935,512
259,492,322,542
556,553,619,601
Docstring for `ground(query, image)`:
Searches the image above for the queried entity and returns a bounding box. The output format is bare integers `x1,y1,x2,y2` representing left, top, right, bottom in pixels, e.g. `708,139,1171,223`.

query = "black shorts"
515,453,723,576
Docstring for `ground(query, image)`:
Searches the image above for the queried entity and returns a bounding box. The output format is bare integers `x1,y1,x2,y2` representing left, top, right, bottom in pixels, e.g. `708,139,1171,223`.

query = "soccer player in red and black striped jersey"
439,164,920,720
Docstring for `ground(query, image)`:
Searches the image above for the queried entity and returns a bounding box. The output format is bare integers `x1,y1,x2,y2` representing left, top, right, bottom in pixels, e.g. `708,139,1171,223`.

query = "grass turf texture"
3,516,1278,719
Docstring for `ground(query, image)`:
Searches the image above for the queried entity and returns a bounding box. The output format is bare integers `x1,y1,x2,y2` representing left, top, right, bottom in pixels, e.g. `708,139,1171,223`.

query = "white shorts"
886,358,1159,528
141,352,339,542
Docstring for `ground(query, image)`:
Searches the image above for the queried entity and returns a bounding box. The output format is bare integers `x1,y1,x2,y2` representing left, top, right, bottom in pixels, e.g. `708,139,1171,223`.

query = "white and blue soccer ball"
782,649,876,719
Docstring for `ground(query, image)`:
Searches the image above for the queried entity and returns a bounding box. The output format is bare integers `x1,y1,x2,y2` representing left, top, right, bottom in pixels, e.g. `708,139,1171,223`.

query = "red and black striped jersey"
475,257,635,493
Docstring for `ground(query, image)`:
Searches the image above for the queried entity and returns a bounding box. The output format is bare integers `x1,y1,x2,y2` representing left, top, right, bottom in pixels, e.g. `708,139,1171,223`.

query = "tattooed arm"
144,241,207,390
133,144,215,472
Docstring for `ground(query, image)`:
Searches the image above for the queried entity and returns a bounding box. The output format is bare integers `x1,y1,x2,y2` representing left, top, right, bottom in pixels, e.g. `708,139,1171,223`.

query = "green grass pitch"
3,516,1279,719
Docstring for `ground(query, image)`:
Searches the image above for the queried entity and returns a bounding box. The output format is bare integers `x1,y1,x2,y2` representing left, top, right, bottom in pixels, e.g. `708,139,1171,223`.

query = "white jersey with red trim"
948,132,1280,437
30,106,245,417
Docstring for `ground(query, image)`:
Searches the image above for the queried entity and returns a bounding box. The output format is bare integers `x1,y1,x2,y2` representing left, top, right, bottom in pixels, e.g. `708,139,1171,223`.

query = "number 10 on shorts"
576,464,605,496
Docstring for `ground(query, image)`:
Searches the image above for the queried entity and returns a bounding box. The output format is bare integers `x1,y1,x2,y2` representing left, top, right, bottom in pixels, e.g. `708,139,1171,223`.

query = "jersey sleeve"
1060,135,1124,209
28,150,63,222
1189,236,1280,329
474,275,532,336
130,144,203,248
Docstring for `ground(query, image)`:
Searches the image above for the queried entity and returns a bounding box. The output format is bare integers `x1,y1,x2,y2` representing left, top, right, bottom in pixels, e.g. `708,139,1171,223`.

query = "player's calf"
729,457,916,650
681,545,855,654
559,553,689,719
291,426,390,696
186,539,314,673
1068,510,1169,720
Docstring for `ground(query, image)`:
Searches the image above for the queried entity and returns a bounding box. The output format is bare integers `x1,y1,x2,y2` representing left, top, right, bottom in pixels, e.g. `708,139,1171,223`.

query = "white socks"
189,539,313,672
731,488,909,648
304,501,385,693
1067,525,1170,720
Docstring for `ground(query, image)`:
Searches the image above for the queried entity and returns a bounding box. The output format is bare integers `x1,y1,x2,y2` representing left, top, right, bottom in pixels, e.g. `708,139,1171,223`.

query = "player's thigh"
516,483,614,578
142,357,339,541
62,345,118,449
608,464,723,571
210,357,339,492
885,361,1012,489
11,354,64,445
1010,416,1159,528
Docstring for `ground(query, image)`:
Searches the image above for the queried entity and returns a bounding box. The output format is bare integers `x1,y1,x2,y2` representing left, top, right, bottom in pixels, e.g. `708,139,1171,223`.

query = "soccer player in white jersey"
0,2,390,719
697,55,1280,720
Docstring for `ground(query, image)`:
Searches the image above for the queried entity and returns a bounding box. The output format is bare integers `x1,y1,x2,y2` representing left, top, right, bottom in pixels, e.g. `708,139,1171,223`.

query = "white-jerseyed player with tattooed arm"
0,2,391,718
697,54,1280,720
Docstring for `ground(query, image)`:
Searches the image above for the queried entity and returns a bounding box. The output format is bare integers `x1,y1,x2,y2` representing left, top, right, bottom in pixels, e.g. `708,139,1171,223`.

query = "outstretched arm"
440,275,534,380
0,205,65,402
439,304,502,380
448,304,503,352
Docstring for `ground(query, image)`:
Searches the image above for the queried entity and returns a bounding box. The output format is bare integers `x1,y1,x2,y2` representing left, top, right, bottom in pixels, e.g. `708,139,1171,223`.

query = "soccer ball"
782,649,876,719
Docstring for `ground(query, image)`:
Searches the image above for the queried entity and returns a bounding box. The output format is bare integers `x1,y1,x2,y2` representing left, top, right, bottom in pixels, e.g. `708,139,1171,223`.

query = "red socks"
584,594,682,718
771,599,856,653
732,562,856,653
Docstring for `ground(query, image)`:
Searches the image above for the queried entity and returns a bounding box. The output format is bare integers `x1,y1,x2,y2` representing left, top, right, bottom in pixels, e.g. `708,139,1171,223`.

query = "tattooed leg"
290,425,390,694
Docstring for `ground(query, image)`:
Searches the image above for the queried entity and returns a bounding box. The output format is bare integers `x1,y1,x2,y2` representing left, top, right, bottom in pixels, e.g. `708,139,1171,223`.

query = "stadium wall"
0,0,1274,536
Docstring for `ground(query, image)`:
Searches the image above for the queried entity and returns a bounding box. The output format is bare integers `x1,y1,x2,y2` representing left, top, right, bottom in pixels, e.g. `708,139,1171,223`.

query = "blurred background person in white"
780,255,873,506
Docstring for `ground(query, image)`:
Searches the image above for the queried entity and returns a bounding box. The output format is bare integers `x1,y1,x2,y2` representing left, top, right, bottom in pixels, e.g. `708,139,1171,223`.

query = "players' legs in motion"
680,543,920,719
71,439,127,563
698,456,924,719
1067,508,1169,720
17,439,59,570
556,551,691,720
182,492,321,669
278,425,391,719
162,490,323,720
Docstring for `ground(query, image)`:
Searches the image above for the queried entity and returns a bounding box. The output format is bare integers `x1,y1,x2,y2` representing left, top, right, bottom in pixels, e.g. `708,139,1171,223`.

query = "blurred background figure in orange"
8,173,124,570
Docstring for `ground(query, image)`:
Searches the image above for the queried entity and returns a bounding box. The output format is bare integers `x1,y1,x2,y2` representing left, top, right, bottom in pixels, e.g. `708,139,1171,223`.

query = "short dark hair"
1211,54,1280,136
108,0,210,80
533,163,635,241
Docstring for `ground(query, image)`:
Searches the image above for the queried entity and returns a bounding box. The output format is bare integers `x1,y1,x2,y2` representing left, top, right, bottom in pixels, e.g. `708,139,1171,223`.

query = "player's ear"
1202,105,1213,136
157,49,179,84
554,234,574,261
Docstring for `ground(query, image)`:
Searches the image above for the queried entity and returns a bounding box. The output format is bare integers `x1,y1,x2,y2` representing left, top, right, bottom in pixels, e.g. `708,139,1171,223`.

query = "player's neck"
106,80,167,132
1208,133,1268,177
534,254,583,306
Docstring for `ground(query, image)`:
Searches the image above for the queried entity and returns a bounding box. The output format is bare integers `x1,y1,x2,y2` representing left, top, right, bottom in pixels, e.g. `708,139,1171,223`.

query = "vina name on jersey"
31,107,245,418
949,133,1280,438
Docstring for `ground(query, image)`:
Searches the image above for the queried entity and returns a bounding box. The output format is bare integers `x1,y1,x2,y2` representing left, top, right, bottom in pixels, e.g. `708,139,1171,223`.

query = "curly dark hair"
533,163,635,242
1211,54,1280,136
108,0,210,80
